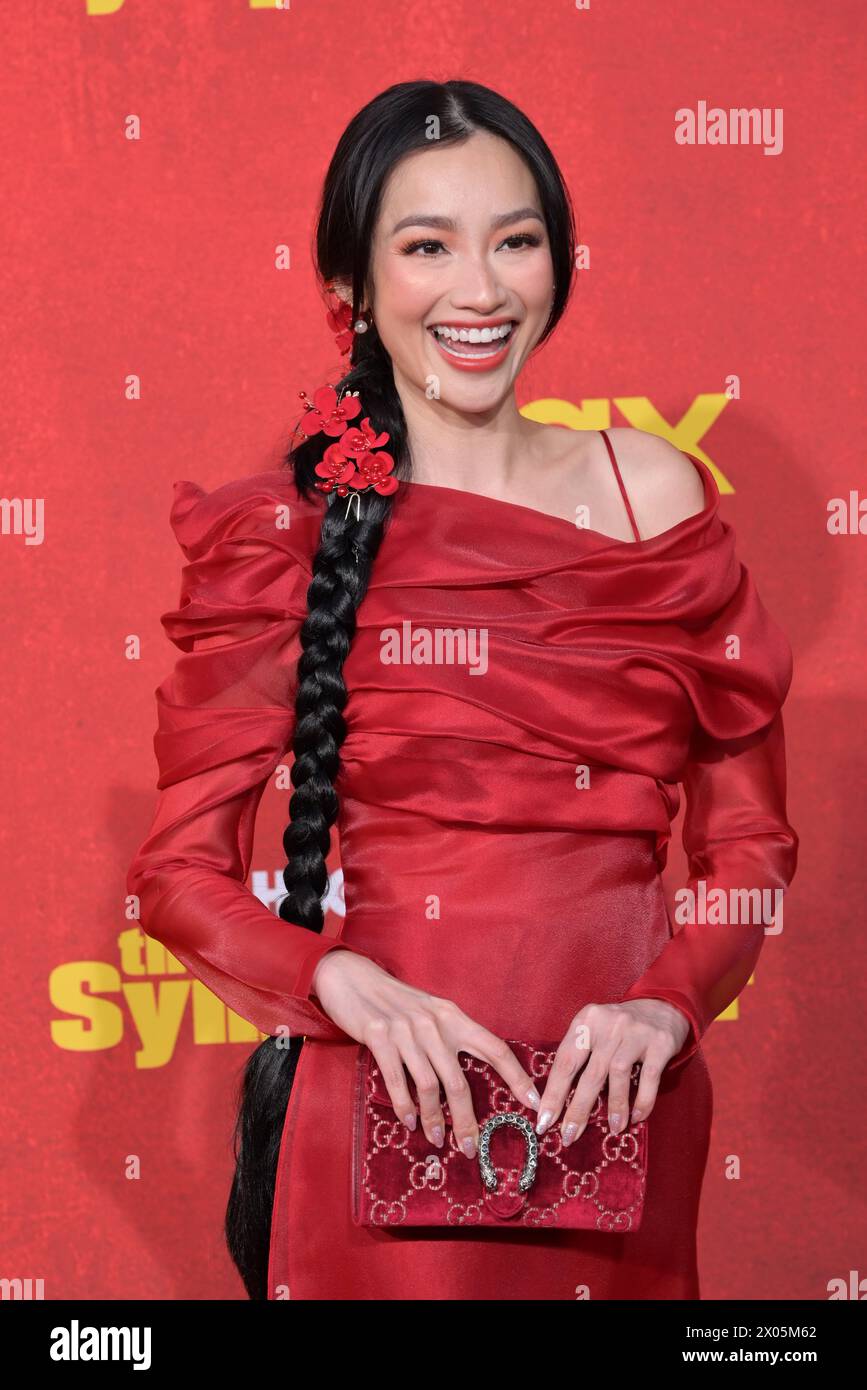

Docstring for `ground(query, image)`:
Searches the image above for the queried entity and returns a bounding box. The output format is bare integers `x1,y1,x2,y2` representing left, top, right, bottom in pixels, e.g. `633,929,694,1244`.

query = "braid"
279,502,378,931
225,330,404,1301
279,325,404,935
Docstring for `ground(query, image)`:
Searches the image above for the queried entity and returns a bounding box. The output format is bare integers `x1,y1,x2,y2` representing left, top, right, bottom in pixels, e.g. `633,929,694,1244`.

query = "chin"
420,355,520,404
435,381,512,413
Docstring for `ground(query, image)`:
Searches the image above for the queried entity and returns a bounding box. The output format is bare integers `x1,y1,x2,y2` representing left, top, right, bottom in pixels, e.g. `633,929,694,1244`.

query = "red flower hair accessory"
324,289,356,357
294,384,361,439
289,284,400,510
313,440,398,498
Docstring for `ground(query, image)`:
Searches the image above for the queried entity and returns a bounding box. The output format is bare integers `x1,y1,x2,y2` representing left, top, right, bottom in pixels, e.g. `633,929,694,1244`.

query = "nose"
447,254,509,317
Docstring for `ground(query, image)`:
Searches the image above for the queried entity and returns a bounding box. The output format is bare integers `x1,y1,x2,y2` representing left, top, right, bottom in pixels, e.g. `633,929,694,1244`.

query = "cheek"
511,254,555,309
375,256,434,328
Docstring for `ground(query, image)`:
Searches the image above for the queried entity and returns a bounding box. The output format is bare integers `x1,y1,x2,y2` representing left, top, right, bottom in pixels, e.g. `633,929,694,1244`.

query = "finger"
535,1015,593,1134
629,1043,670,1124
399,1034,447,1148
604,1044,640,1135
423,1038,480,1160
560,1039,619,1146
457,1026,542,1112
367,1037,418,1132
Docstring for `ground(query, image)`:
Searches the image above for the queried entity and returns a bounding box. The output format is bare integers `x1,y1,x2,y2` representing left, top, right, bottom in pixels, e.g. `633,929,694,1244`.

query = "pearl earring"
353,316,369,334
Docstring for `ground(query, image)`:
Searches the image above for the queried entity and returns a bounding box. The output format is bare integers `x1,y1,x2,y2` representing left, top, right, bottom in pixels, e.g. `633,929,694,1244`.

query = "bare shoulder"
603,428,706,539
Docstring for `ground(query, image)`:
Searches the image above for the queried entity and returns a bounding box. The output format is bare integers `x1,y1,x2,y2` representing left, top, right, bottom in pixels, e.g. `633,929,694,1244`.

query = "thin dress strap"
599,429,642,542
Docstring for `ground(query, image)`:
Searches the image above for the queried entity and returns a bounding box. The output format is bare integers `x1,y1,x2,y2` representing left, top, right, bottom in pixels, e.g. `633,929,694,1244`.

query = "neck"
393,364,540,494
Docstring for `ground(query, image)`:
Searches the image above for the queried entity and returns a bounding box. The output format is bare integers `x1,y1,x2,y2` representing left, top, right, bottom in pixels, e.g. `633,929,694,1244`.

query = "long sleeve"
620,709,798,1069
125,474,384,1042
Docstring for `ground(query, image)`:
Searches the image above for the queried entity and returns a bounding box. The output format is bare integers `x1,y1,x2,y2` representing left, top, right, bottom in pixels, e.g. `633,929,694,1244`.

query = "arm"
125,480,384,1041
620,710,798,1070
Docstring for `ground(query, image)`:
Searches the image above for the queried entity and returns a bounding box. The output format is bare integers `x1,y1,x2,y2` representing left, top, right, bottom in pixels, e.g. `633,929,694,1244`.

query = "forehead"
376,132,540,230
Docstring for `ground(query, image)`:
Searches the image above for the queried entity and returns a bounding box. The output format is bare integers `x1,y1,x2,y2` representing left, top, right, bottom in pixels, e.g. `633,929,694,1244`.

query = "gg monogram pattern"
351,1040,648,1231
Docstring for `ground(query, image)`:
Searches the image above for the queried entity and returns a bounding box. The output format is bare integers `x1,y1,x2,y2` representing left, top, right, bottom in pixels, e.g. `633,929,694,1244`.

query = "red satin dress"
126,431,798,1300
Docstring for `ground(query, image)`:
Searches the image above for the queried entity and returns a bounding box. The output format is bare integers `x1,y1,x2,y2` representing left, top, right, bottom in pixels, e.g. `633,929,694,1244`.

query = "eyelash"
399,233,543,257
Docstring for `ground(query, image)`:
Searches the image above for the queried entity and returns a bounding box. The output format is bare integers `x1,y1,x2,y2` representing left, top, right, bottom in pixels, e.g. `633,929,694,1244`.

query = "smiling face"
355,131,556,415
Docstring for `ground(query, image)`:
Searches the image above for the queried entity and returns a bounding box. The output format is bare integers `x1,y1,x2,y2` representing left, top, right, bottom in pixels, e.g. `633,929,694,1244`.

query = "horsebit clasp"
477,1113,539,1194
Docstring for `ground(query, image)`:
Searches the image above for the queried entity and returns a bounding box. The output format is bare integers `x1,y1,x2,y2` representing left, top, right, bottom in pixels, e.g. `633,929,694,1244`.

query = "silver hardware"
478,1113,539,1194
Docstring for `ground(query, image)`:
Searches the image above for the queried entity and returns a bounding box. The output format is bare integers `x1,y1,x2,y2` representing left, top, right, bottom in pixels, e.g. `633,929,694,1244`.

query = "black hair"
225,77,577,1299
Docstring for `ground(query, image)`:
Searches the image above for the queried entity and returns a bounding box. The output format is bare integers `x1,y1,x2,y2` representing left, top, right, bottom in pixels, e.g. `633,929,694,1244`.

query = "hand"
311,949,541,1159
533,999,691,1145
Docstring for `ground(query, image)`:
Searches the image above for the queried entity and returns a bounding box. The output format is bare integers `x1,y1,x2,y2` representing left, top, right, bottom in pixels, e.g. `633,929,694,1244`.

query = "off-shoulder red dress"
126,432,798,1300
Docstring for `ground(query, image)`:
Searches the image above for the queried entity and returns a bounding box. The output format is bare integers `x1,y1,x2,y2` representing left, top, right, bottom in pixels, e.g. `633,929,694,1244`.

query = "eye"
400,239,446,257
500,233,543,251
399,232,544,257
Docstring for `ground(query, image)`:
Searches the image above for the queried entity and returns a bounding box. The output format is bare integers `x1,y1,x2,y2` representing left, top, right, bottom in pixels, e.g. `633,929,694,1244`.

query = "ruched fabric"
126,474,389,1042
126,448,797,1299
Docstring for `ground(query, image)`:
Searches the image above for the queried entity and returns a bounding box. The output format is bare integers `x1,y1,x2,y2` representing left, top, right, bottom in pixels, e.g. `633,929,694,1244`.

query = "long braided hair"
225,77,577,1299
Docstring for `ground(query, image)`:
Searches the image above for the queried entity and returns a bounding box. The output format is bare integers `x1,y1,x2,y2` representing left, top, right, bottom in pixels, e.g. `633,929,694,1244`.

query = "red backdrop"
2,0,864,1301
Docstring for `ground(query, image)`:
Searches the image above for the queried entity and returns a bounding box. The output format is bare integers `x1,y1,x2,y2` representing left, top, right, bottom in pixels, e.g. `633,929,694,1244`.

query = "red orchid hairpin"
292,386,398,499
290,286,399,505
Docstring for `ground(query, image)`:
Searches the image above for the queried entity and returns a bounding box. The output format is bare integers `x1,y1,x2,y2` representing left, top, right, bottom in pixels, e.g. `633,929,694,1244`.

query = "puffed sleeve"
621,709,798,1069
614,500,799,1072
125,472,385,1041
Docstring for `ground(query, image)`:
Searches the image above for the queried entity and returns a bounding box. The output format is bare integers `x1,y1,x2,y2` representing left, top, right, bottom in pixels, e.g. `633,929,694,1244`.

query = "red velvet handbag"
351,1040,648,1232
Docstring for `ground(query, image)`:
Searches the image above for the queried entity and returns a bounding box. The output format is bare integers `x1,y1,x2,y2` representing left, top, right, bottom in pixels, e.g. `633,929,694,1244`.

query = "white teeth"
435,338,508,360
428,322,516,360
430,321,515,344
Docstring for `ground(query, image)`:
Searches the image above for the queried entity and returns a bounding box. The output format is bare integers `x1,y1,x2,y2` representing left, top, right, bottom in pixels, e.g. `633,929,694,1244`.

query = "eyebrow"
390,207,545,236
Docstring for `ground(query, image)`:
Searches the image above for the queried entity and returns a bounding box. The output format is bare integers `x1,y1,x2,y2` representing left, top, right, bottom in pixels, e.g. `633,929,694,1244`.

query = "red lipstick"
427,322,517,374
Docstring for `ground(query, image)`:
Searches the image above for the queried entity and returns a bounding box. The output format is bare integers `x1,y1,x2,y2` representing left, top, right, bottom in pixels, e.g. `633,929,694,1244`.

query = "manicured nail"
562,1123,578,1146
403,1112,417,1131
432,1124,444,1147
609,1113,621,1134
527,1087,541,1110
630,1107,643,1124
461,1136,477,1158
535,1109,554,1135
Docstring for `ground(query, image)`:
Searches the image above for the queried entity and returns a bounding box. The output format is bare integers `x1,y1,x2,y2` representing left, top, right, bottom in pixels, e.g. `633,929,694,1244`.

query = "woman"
126,79,798,1301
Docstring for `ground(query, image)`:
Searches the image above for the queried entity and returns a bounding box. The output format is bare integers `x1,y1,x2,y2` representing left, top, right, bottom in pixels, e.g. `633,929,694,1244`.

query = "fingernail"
432,1124,444,1147
630,1107,643,1124
403,1112,417,1131
609,1113,621,1134
527,1087,541,1110
461,1136,477,1158
535,1110,553,1135
562,1123,578,1146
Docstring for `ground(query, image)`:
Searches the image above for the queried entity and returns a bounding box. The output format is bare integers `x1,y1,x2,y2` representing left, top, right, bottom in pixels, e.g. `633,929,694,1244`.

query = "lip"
427,321,518,373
